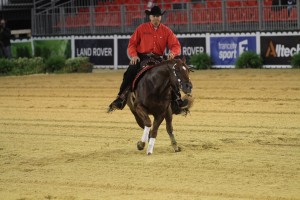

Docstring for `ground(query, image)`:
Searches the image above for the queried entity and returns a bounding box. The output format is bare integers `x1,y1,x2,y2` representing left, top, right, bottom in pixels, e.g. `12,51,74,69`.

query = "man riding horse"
108,5,189,114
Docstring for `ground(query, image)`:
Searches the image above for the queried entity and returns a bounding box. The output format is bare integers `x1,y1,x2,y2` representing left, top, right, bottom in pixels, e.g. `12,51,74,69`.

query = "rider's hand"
167,53,175,60
130,56,140,65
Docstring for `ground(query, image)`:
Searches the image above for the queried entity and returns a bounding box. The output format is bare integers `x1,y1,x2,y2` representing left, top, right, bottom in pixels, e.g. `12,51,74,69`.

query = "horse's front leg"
147,114,165,155
135,104,152,151
165,106,181,152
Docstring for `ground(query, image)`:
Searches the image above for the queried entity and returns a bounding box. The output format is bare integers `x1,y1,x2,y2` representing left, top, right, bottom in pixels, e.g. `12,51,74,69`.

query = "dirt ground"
0,69,299,200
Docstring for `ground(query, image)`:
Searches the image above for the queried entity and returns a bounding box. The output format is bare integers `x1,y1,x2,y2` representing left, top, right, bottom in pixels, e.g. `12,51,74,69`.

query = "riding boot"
108,86,130,112
107,64,139,113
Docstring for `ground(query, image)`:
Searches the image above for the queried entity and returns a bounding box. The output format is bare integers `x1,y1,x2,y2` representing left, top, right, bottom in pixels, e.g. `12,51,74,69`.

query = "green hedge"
45,56,66,73
190,53,213,70
235,51,263,69
291,52,300,68
12,57,44,75
0,59,14,75
65,57,93,73
0,56,93,76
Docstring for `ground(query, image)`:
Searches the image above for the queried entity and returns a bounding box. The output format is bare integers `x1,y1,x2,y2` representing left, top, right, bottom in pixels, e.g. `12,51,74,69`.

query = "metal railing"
31,0,300,36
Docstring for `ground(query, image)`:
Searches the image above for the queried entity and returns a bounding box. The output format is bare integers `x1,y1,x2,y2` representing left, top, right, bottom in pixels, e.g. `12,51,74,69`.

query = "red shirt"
127,22,181,57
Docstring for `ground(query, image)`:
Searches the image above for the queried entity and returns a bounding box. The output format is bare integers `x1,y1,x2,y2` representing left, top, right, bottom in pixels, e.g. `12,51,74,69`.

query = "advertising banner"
210,36,256,66
118,39,130,66
75,39,113,65
178,37,206,64
261,36,300,66
117,37,206,65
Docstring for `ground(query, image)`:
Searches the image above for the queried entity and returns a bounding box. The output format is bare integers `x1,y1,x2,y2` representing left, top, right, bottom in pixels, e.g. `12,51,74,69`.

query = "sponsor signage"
75,39,113,65
261,36,300,65
118,39,130,66
178,37,206,64
117,37,206,65
210,36,256,66
166,37,206,64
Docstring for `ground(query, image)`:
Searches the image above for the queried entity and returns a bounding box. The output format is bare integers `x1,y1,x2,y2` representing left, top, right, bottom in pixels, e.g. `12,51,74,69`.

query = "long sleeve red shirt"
127,22,181,57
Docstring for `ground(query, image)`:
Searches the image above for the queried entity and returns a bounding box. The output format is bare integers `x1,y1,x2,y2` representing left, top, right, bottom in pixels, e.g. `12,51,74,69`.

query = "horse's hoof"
147,152,152,155
137,141,145,151
175,146,181,152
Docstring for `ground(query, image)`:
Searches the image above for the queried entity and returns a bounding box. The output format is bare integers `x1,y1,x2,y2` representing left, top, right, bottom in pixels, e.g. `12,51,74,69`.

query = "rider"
108,5,188,114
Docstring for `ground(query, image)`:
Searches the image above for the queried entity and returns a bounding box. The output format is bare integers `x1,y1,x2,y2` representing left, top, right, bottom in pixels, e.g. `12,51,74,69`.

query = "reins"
167,60,183,96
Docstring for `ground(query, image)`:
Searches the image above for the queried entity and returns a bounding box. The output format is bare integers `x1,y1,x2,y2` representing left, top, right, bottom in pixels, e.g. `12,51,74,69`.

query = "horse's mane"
150,59,184,70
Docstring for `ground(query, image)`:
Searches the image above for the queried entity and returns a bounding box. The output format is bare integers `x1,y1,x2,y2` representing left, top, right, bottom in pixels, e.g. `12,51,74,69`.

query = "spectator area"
62,0,297,28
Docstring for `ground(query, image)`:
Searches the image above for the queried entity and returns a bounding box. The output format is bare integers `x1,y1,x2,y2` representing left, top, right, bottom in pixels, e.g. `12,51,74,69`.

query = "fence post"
114,35,118,70
256,31,261,55
71,35,75,58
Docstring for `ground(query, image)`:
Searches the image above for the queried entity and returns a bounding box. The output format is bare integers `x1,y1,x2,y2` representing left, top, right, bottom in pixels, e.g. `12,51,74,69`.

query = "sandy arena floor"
0,69,299,200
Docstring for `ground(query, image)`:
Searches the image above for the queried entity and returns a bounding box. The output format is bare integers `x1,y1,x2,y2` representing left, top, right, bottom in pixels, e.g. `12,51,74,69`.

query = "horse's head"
170,59,193,95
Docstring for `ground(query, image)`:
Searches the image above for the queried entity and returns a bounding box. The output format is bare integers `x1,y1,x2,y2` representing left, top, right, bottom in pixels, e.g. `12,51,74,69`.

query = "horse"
126,59,193,155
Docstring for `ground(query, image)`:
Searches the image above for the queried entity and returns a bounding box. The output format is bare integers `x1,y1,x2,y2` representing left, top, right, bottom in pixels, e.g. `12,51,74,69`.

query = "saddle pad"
132,65,156,90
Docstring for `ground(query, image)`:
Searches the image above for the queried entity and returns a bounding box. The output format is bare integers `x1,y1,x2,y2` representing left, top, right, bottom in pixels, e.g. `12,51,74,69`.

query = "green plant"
190,53,212,70
65,57,93,73
45,56,66,73
12,57,45,75
291,52,300,68
26,57,45,74
12,57,29,75
235,51,263,69
0,59,14,75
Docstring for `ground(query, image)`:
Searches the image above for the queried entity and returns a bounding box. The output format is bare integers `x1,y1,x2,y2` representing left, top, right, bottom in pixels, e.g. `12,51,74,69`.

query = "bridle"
172,62,182,87
169,60,189,88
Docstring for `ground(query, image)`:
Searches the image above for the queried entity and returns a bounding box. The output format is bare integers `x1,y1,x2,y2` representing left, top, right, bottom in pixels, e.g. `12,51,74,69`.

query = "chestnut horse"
127,59,193,155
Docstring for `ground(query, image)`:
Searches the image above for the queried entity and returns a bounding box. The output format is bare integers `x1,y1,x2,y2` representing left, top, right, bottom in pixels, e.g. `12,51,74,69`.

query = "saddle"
132,57,161,90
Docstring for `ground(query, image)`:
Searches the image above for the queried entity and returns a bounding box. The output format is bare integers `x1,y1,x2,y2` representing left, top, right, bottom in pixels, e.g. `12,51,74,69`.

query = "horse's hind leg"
127,93,144,129
132,111,144,129
165,106,181,152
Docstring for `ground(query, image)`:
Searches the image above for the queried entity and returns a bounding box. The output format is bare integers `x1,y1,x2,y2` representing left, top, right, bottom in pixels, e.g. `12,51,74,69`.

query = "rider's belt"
146,52,161,57
139,52,162,58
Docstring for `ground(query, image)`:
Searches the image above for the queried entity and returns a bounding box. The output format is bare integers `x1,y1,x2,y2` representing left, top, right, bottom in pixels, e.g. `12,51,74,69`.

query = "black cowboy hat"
145,6,166,16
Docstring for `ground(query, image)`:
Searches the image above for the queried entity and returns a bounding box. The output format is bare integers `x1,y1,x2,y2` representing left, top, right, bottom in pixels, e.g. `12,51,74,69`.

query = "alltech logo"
265,40,300,58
